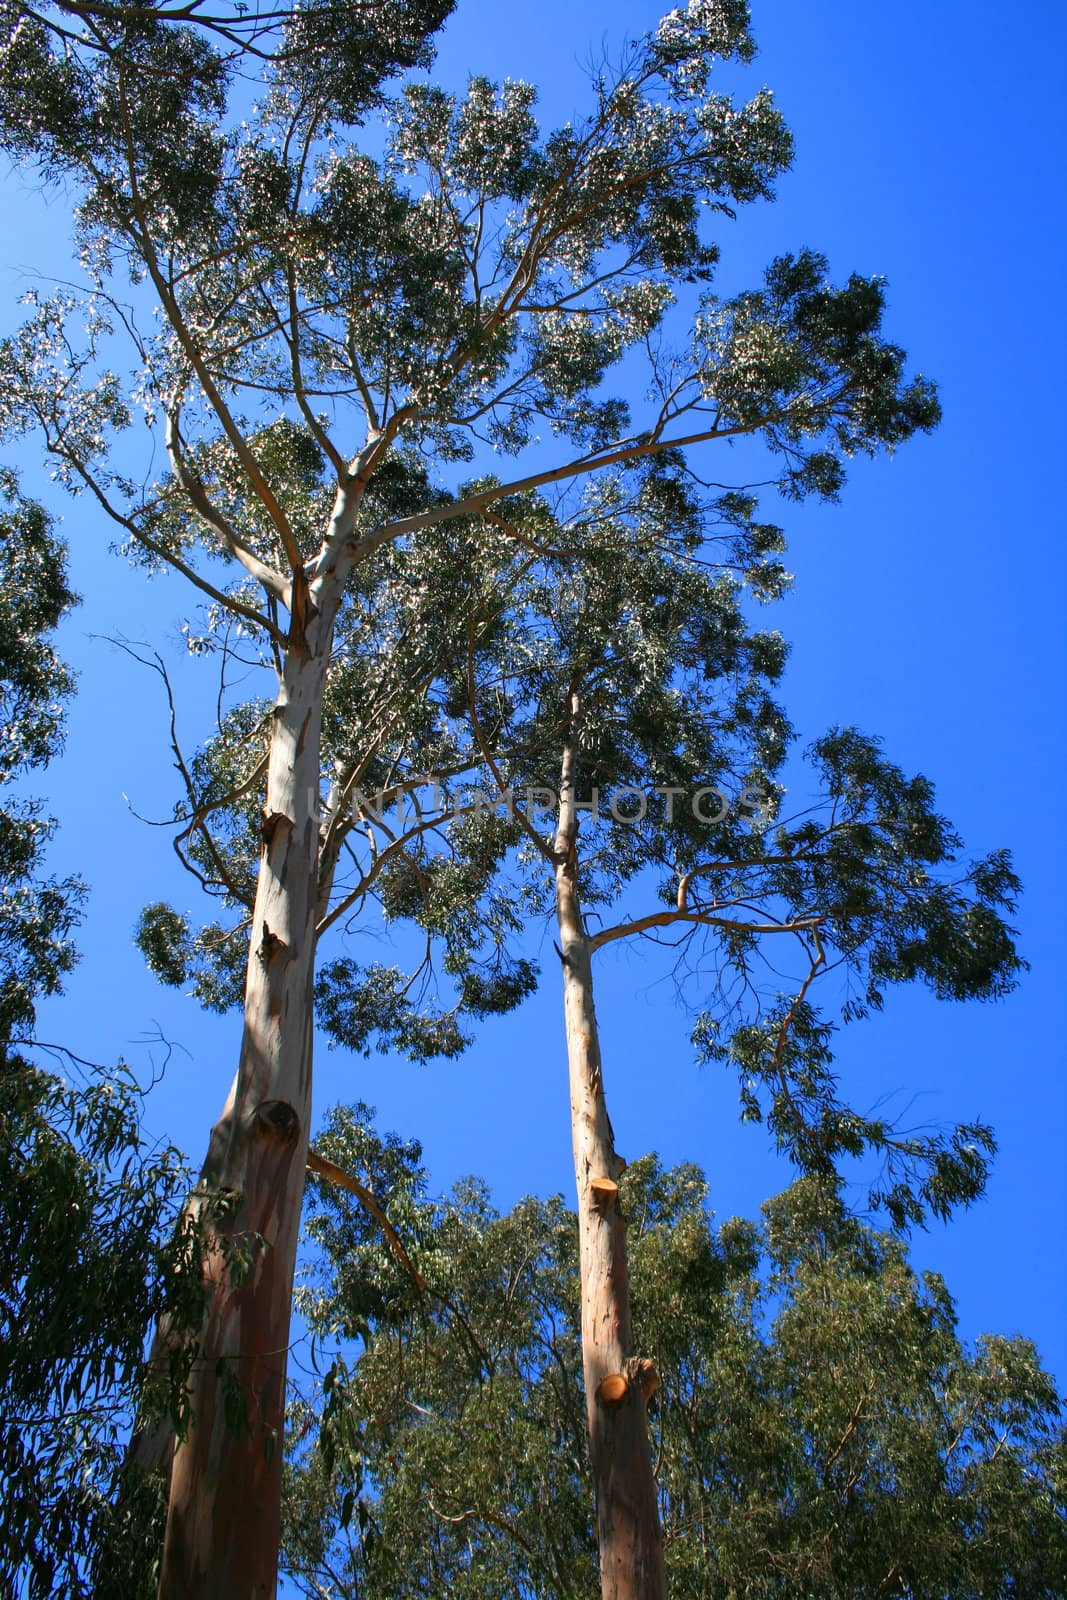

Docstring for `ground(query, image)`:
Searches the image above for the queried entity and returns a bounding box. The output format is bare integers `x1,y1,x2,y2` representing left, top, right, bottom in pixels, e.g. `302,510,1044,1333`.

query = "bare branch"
588,910,823,954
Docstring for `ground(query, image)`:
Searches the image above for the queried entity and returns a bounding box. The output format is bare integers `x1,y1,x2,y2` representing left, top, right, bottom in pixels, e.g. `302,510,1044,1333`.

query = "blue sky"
6,0,1066,1399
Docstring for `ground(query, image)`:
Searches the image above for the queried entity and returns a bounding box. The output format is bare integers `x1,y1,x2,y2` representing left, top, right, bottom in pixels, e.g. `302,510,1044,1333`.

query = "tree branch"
306,1147,425,1296
165,406,293,607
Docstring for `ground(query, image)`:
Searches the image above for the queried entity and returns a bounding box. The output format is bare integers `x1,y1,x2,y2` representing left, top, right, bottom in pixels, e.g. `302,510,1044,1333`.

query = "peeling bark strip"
553,718,667,1600
157,632,329,1600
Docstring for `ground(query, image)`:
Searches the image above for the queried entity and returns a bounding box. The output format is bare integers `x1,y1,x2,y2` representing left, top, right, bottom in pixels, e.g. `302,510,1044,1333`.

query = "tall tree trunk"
157,600,329,1599
553,723,667,1600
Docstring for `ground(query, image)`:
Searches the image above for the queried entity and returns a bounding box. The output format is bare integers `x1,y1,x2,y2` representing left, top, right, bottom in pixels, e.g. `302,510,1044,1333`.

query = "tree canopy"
283,1104,1067,1599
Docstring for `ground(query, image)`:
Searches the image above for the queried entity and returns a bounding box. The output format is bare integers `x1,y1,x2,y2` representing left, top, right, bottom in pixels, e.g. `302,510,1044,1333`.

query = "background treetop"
281,1102,1067,1600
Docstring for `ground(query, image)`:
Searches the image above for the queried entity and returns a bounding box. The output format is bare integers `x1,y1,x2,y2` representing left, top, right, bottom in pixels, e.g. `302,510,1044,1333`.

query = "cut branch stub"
589,1175,619,1210
253,1099,301,1144
260,809,292,846
258,924,288,964
626,1356,660,1403
597,1372,630,1406
596,1358,659,1408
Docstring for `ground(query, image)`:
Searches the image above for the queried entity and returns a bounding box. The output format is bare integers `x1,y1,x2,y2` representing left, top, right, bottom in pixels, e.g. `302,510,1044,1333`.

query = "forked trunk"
157,608,328,1599
554,729,667,1600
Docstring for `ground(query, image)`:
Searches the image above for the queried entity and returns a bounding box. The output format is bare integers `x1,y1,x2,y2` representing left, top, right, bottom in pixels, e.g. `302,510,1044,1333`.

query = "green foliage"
0,805,83,1039
0,469,76,775
0,1055,187,1600
0,475,191,1597
0,476,82,1039
284,1110,1067,1599
0,0,458,169
685,726,1022,1223
136,902,248,1012
317,959,468,1061
699,250,941,499
135,902,192,990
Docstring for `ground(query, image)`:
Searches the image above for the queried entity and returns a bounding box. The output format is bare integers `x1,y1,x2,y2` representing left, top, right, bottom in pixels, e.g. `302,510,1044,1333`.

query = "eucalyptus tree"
434,468,1022,1596
0,0,951,1589
283,1107,1066,1600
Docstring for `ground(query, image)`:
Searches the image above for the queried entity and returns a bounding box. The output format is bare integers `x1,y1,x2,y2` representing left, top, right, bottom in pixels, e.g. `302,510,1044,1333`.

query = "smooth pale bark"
553,727,668,1600
157,595,330,1599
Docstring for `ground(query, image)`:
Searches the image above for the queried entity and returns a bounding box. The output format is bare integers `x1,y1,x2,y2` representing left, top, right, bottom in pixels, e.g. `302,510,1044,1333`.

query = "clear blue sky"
6,0,1066,1390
